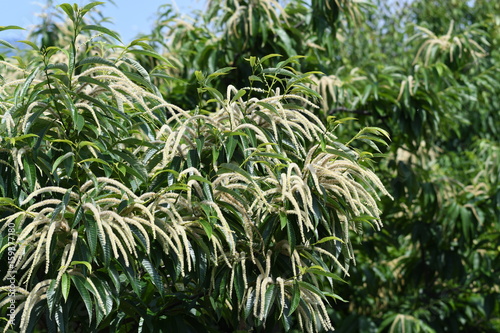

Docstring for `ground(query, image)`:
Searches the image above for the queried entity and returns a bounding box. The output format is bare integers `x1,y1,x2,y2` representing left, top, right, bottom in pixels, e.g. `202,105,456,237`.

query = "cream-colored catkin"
85,276,107,314
21,186,78,206
177,224,192,272
44,222,57,273
55,230,78,289
259,276,273,320
108,220,135,256
228,262,235,299
82,203,106,245
123,217,151,252
25,228,48,284
19,280,51,332
241,252,248,290
253,274,263,317
276,277,286,318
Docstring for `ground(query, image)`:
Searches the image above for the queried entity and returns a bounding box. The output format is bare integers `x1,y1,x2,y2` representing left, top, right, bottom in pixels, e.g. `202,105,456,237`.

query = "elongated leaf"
82,25,121,42
260,54,282,63
23,158,36,192
218,163,253,183
263,284,276,318
61,273,70,302
81,1,105,15
58,4,75,22
0,39,15,49
286,220,296,253
230,89,246,103
127,49,173,67
0,25,24,31
85,219,98,257
313,236,344,245
70,261,93,274
78,158,111,167
298,281,325,299
70,275,93,323
289,281,300,316
141,257,164,296
46,63,68,73
307,268,347,283
15,67,39,105
51,152,75,174
199,218,213,238
215,185,248,209
51,188,72,222
77,56,115,68
323,291,347,302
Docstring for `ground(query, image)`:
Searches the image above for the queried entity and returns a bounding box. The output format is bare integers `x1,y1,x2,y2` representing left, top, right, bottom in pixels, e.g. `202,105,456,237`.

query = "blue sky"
0,0,204,43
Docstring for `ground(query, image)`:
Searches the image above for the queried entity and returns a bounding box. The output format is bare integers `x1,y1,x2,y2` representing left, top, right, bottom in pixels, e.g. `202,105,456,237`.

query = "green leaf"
257,101,279,115
0,39,16,49
23,158,36,192
279,211,287,230
46,62,69,73
188,175,212,185
249,75,262,82
260,54,282,64
215,186,248,209
77,56,115,68
263,67,296,77
313,236,344,245
263,284,276,318
78,158,111,167
218,163,254,183
244,289,256,319
72,204,83,228
199,218,213,238
81,1,105,15
51,188,72,222
110,149,148,182
286,220,296,253
323,291,347,302
307,268,347,283
58,4,76,22
51,152,75,174
207,67,235,82
225,135,237,162
276,28,294,56
15,67,39,104
0,197,15,207
141,257,164,296
230,89,246,103
70,261,93,274
46,279,60,317
289,281,300,315
81,25,121,42
298,281,325,299
202,86,224,103
70,275,93,323
233,264,245,304
75,114,85,132
0,25,24,31
61,273,70,302
127,49,173,67
85,219,98,257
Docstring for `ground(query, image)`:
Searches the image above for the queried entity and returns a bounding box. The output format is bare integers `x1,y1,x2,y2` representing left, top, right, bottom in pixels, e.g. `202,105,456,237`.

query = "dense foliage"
1,0,499,332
